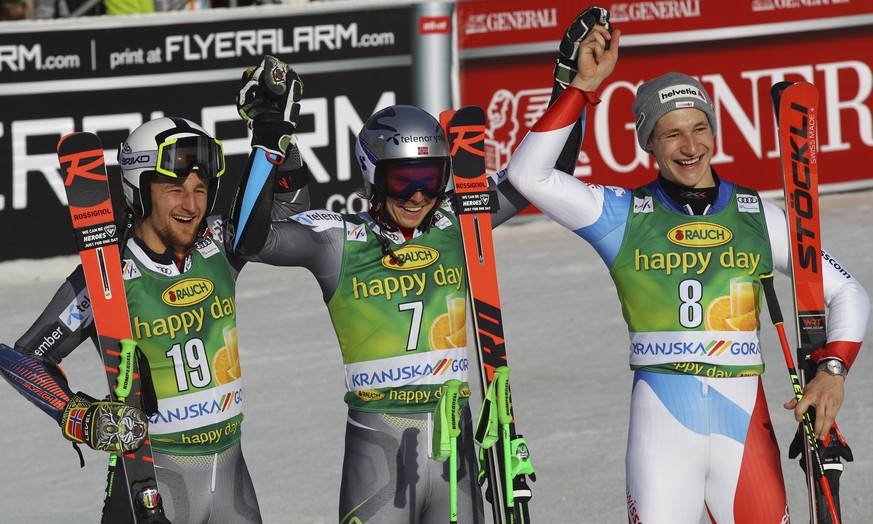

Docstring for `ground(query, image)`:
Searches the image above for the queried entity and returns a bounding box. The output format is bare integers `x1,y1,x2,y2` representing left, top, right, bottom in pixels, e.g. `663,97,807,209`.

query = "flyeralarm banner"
457,0,873,192
0,3,446,261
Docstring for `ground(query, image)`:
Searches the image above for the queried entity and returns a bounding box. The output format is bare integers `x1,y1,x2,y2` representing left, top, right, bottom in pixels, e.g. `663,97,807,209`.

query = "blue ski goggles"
154,136,226,180
376,159,450,201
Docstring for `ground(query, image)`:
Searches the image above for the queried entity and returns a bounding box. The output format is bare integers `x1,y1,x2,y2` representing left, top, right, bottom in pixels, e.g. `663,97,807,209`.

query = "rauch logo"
355,390,385,402
161,278,215,307
382,245,440,270
667,223,732,248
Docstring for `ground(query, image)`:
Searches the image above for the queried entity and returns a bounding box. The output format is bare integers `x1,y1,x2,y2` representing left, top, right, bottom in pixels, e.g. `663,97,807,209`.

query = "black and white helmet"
118,117,225,218
354,105,450,208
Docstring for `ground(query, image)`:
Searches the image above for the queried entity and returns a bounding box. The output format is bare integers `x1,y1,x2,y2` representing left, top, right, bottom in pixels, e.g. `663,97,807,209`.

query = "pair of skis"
57,133,170,523
442,106,535,524
767,81,851,523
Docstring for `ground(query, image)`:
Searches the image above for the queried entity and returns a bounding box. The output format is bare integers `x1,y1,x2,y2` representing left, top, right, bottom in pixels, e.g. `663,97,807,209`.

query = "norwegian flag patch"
66,407,87,440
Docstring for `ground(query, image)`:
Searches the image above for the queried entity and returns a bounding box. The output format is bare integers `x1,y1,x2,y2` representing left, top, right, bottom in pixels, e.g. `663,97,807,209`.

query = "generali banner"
456,0,873,192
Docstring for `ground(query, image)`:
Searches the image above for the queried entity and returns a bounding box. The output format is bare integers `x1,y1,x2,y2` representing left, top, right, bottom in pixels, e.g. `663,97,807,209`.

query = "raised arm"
227,55,310,257
506,20,625,262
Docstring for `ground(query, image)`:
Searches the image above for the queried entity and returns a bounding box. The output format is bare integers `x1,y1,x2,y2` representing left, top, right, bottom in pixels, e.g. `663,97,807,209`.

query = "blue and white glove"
59,392,148,453
237,55,304,158
553,6,611,94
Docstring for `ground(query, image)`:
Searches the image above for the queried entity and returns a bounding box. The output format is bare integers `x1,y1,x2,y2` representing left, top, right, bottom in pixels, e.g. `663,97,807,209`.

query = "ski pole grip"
759,273,783,324
115,338,137,401
494,366,512,424
445,379,462,438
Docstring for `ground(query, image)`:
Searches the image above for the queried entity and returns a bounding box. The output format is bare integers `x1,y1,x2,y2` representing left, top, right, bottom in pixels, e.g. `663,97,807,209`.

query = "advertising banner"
0,3,416,260
456,0,873,193
2,1,871,260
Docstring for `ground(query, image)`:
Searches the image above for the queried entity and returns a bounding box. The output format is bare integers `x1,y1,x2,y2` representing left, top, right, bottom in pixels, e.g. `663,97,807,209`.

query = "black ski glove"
59,392,148,453
552,6,612,99
237,55,304,158
549,6,612,175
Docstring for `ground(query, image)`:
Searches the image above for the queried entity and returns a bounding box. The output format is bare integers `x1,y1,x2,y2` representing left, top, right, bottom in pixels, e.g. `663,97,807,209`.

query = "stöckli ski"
772,80,849,524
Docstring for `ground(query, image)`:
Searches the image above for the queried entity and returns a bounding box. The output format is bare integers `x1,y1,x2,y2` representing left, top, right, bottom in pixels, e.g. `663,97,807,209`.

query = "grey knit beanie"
632,72,717,153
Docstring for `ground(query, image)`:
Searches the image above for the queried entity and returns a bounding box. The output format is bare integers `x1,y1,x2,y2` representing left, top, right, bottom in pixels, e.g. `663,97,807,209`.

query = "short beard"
155,221,199,254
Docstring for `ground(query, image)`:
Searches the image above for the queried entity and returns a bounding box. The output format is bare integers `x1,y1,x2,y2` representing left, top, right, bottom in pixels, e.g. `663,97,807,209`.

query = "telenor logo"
382,245,440,270
667,223,732,247
162,278,214,307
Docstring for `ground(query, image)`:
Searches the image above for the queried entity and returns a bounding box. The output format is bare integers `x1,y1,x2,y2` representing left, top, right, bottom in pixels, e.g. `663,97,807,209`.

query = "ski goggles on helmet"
154,136,226,179
376,159,450,201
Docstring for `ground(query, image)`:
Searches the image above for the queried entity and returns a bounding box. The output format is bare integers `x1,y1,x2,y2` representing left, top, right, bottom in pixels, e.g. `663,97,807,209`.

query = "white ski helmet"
354,105,450,207
118,117,225,218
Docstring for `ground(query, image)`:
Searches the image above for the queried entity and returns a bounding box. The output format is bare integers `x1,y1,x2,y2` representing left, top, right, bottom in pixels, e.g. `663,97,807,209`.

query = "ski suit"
506,87,869,523
1,153,309,523
233,170,529,524
3,225,258,523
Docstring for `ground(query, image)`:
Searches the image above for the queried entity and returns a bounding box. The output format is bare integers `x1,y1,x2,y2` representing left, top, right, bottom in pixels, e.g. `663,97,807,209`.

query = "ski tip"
57,131,105,155
441,107,485,144
445,106,486,133
455,105,485,122
770,80,794,99
439,109,457,134
444,106,486,161
770,81,819,121
769,81,794,119
440,106,487,159
57,132,77,152
440,106,485,127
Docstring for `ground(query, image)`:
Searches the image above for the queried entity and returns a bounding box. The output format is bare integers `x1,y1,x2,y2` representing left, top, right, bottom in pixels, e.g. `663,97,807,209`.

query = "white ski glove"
237,55,304,158
60,392,149,453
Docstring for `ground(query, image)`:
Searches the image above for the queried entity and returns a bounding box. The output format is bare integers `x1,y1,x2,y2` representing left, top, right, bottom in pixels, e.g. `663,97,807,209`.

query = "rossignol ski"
57,132,170,524
771,81,850,524
441,106,535,524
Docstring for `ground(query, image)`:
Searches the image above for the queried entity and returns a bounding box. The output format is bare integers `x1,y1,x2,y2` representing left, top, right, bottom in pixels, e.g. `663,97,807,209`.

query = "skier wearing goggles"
226,91,546,521
153,135,226,180
1,54,309,524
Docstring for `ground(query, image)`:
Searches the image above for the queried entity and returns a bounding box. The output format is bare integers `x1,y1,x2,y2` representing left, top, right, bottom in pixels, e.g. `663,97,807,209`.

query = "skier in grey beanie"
507,39,868,522
505,6,868,521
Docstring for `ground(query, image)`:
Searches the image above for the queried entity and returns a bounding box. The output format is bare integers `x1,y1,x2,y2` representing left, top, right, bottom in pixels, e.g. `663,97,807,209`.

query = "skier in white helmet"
0,56,309,523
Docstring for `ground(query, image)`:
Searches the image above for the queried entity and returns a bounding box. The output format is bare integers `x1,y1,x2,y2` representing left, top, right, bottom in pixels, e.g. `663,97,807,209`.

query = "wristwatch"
817,358,848,378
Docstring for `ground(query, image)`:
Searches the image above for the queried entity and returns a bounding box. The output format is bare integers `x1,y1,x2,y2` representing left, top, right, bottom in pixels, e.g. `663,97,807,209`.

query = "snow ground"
1,190,871,523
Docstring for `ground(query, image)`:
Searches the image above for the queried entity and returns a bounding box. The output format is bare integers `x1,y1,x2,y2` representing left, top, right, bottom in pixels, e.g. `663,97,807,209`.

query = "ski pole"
759,273,841,524
494,366,515,523
116,338,137,402
433,379,463,523
446,380,462,524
